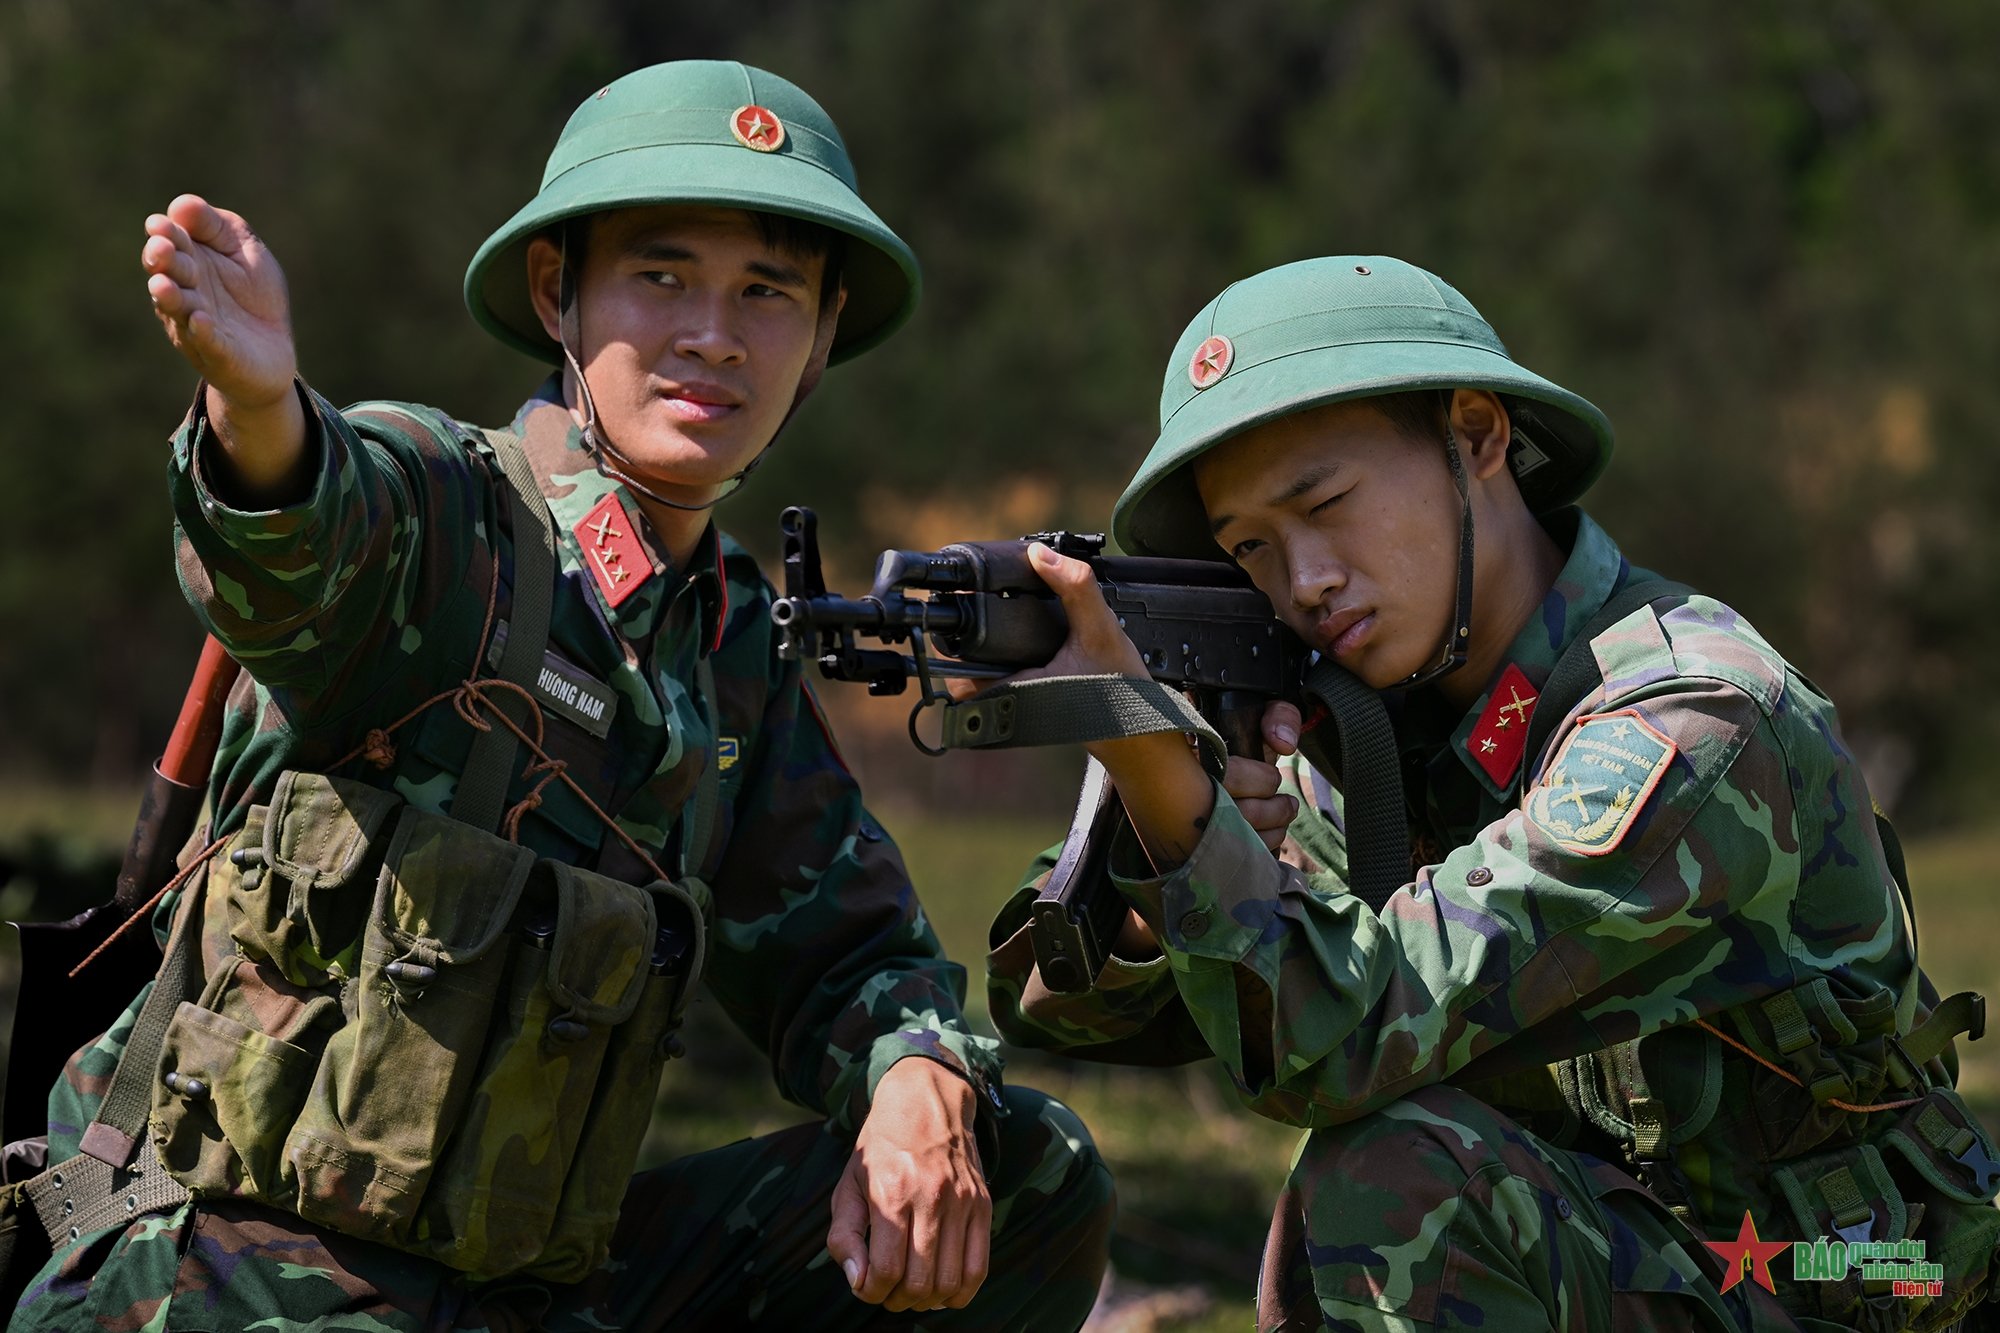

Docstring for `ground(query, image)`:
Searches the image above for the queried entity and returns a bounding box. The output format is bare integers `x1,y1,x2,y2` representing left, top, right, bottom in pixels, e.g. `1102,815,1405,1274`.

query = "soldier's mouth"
659,384,742,424
1314,606,1374,660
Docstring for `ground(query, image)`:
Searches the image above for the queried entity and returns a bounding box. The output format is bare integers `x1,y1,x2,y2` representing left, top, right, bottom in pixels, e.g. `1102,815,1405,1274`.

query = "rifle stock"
2,637,238,1144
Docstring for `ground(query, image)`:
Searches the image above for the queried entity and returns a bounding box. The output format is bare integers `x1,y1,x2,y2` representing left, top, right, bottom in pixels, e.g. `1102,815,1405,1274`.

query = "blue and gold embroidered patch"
1526,709,1677,856
716,736,741,772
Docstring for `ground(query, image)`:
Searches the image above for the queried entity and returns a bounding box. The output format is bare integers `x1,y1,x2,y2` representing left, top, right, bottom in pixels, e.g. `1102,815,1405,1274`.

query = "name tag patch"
486,621,619,739
1527,709,1676,856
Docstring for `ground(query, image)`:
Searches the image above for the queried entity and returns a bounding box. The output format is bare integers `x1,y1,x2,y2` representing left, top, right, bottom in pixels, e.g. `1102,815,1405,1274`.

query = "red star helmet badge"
573,492,654,609
731,104,786,152
1188,334,1234,389
1465,663,1540,786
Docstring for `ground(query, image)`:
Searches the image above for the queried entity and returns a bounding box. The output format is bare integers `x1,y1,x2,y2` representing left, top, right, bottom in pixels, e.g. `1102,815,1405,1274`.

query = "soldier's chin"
619,432,762,492
1352,642,1427,691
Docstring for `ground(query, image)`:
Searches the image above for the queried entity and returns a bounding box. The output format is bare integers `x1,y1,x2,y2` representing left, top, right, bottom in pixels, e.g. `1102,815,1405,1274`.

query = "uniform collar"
1447,508,1633,802
509,378,730,655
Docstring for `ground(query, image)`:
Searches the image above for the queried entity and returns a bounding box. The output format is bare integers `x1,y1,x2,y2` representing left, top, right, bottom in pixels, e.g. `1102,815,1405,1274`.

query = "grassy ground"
3,791,1995,1332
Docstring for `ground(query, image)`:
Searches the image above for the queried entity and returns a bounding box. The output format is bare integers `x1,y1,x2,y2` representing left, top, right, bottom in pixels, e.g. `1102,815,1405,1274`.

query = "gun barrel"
770,591,973,641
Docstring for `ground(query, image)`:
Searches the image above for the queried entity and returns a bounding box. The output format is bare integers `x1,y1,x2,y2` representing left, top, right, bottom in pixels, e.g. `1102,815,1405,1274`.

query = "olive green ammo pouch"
29,430,712,1281
146,773,708,1281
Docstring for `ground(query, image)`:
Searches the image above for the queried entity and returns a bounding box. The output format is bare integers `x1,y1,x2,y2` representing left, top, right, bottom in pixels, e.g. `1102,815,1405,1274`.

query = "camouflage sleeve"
1122,672,1799,1128
702,619,1006,1142
168,381,496,732
985,836,1215,1065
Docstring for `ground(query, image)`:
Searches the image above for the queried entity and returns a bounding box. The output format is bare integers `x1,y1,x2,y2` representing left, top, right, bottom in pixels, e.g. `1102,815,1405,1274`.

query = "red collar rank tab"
574,493,652,609
1465,662,1540,786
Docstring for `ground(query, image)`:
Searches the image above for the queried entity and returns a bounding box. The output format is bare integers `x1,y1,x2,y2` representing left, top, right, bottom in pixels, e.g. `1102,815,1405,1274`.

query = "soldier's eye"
1310,487,1352,517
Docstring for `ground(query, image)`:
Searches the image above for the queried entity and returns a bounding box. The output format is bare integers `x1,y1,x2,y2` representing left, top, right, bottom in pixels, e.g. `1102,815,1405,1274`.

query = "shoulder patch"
1526,709,1677,856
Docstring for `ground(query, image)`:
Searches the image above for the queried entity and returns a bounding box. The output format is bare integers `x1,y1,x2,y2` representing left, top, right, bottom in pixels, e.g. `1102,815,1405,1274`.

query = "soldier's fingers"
142,237,199,290
1235,794,1298,849
921,1192,966,1310
826,1159,871,1294
147,272,199,322
890,1202,941,1312
858,1204,907,1305
1222,756,1283,801
1263,700,1303,756
143,212,192,253
1026,543,1106,625
948,1203,991,1309
167,194,227,247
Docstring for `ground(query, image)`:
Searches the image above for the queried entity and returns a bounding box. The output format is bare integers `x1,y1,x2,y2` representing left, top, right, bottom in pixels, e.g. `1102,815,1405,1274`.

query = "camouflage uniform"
988,257,1999,1331
11,386,1111,1327
10,57,1112,1330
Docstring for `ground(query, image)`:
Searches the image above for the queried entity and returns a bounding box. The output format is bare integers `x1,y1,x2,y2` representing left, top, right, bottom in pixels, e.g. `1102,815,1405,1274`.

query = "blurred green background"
3,3,1997,1328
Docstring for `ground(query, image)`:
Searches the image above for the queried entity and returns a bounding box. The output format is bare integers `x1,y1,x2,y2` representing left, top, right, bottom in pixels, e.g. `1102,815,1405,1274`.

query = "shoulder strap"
1298,660,1409,913
453,430,558,833
64,865,211,1177
1523,578,1698,778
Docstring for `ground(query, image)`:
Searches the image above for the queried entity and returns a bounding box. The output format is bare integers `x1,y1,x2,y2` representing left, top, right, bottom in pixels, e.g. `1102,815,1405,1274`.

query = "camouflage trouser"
1257,1085,1803,1332
11,1086,1112,1333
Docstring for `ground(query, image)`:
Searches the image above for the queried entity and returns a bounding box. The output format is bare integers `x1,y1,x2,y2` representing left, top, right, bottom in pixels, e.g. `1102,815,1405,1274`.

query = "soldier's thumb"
1029,544,1109,632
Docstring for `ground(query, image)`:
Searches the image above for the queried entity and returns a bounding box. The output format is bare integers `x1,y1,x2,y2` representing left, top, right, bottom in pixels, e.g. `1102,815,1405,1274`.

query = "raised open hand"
142,194,296,409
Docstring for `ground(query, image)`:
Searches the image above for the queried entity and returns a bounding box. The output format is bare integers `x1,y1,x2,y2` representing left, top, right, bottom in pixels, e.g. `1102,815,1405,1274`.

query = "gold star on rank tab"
592,546,628,585
1479,738,1498,754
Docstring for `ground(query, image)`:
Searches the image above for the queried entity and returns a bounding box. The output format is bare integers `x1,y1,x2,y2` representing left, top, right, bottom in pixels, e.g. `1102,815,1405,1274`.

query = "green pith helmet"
465,60,919,366
1113,256,1615,560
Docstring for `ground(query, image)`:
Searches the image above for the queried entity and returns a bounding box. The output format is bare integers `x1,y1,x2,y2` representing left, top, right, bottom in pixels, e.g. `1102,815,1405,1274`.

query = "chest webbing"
1517,577,1983,1194
22,428,726,1253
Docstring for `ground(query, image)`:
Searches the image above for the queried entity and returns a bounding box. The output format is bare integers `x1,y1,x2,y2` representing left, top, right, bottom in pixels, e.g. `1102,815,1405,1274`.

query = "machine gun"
769,506,1405,995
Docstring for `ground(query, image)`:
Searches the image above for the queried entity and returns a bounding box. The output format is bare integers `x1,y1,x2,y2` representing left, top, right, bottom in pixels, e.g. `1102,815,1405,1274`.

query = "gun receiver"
771,506,1309,993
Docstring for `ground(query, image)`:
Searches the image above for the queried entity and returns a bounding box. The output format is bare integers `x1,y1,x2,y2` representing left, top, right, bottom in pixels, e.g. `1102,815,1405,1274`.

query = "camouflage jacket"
989,509,1972,1234
48,378,1004,1165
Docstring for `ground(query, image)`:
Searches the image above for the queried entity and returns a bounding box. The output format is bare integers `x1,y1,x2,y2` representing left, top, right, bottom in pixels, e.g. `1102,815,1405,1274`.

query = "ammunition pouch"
126,772,704,1283
1528,976,1997,1331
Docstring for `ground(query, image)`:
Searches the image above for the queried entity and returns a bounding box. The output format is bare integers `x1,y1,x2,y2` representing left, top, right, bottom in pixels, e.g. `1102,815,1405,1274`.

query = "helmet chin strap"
556,230,840,514
1384,421,1475,692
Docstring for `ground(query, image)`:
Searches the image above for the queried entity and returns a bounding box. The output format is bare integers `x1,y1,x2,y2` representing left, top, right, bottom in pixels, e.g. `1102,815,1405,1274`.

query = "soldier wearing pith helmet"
987,256,1998,1329
11,60,1112,1332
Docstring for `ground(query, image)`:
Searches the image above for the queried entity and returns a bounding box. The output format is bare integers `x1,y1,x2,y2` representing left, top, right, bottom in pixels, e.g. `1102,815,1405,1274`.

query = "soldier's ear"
525,235,566,343
1451,389,1514,480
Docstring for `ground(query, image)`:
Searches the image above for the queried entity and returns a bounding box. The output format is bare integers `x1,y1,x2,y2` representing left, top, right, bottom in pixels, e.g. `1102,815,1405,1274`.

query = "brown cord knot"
502,756,568,842
360,728,397,769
